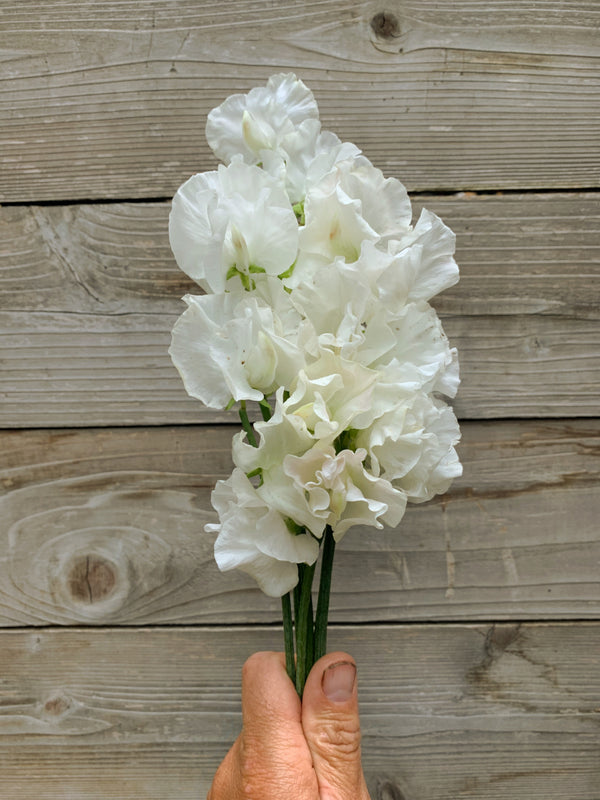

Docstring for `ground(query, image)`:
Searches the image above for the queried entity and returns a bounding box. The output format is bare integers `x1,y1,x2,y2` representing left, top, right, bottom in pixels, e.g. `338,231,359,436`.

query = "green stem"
295,561,317,697
258,397,272,421
281,592,296,686
239,401,257,447
293,575,301,621
314,525,336,662
306,592,315,673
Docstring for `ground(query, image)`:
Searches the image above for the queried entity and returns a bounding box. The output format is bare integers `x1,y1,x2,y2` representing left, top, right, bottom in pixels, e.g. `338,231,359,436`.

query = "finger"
209,652,311,799
301,652,371,800
241,650,301,739
239,651,316,797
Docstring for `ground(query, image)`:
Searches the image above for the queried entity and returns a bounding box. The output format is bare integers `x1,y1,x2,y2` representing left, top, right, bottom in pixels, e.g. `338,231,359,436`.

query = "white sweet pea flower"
379,208,460,304
262,130,362,205
231,353,383,538
169,287,305,408
169,159,298,293
356,393,462,503
207,469,319,597
206,73,319,163
283,445,407,540
370,301,459,397
293,156,413,283
291,252,395,364
232,387,315,476
206,73,364,207
286,352,379,440
333,210,458,316
292,256,458,401
233,352,377,475
233,416,405,539
230,395,325,536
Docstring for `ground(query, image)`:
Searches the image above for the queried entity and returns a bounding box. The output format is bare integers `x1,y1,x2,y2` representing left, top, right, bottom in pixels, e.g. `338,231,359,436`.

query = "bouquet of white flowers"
169,74,462,695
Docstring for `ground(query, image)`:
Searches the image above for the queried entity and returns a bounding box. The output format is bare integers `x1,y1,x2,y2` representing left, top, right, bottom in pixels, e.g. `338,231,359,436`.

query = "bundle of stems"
282,525,335,696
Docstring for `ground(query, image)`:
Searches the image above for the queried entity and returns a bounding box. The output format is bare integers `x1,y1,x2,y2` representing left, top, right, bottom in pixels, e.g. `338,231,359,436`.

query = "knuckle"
316,714,362,759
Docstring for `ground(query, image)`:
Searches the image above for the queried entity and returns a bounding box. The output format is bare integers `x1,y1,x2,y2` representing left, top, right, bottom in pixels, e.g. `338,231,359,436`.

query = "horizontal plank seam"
0,619,599,634
1,186,600,208
1,417,597,435
4,413,600,434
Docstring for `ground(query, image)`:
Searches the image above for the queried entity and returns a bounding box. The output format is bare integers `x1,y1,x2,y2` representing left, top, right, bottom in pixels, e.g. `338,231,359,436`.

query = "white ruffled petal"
356,394,462,503
387,208,459,302
206,73,319,165
169,161,297,293
372,301,457,395
209,469,319,597
169,292,306,409
281,445,407,540
169,294,259,408
300,157,412,266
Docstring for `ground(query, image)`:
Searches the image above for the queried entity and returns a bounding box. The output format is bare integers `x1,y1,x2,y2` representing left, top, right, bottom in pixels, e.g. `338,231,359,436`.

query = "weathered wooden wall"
1,2,599,798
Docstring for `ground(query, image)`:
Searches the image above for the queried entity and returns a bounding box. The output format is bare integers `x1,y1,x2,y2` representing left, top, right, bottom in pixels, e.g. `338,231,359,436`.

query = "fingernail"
322,661,356,702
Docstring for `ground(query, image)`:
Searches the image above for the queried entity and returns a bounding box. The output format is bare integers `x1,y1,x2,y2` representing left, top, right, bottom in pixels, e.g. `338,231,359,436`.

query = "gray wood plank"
4,309,599,423
1,2,599,201
1,421,598,626
0,624,597,799
2,194,600,425
3,195,599,318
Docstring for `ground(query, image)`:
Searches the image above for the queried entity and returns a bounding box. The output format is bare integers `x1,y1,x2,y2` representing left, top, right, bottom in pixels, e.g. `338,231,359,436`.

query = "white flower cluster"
169,74,462,597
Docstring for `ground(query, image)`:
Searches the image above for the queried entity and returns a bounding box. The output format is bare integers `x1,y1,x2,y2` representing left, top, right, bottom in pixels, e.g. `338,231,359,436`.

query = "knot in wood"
44,694,71,716
370,11,400,40
68,555,117,603
376,779,407,800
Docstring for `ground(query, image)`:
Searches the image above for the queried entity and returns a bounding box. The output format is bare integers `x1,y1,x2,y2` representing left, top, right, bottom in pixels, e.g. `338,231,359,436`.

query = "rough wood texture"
2,193,600,426
2,4,599,796
0,624,598,799
3,194,599,318
1,2,599,201
1,420,598,626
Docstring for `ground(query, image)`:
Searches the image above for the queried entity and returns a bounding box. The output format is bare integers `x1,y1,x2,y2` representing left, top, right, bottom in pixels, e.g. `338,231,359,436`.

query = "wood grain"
4,309,599,424
1,420,598,626
0,624,598,799
2,194,600,426
3,194,599,318
1,2,599,201
2,4,598,798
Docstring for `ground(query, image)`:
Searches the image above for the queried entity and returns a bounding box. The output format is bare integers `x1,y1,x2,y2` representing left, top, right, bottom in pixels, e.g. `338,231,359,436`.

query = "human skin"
207,650,371,800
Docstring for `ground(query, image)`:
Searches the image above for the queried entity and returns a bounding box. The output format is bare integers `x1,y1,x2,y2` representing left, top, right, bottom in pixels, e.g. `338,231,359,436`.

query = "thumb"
209,652,313,799
301,652,371,800
240,651,301,741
